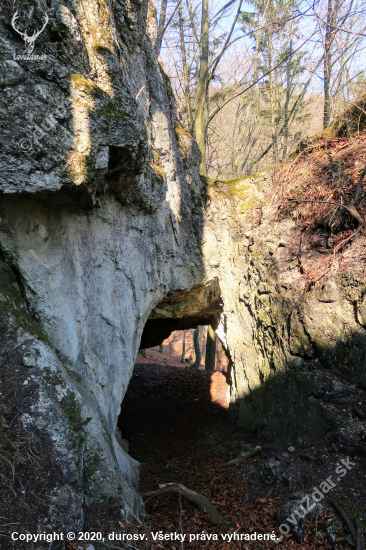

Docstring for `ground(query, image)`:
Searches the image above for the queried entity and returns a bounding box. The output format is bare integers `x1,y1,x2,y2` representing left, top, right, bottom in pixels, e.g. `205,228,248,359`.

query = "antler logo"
11,11,49,54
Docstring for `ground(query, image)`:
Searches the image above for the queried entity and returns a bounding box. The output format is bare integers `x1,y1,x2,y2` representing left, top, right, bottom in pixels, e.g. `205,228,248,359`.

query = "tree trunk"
283,25,294,158
178,0,193,134
201,325,206,357
205,325,216,371
194,0,209,175
180,330,186,363
156,0,168,54
323,0,333,129
187,0,200,88
267,16,278,164
193,326,202,368
323,0,339,129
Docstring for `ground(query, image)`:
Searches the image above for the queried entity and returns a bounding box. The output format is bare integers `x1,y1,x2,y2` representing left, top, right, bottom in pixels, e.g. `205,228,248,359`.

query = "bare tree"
193,326,202,368
180,330,186,363
205,325,216,371
159,0,366,176
157,0,168,53
323,0,341,128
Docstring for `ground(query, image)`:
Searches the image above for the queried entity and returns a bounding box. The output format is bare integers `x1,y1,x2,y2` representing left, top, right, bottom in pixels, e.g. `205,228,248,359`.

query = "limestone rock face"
204,175,366,453
0,0,207,538
0,0,366,541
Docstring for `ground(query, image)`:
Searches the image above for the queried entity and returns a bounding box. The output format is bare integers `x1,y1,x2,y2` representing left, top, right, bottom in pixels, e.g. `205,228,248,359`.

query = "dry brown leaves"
141,458,337,550
269,132,366,288
88,361,346,550
277,134,366,238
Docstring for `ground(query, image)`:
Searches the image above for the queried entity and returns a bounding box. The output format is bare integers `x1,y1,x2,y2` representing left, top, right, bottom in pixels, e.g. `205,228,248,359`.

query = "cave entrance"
139,279,224,349
117,279,236,469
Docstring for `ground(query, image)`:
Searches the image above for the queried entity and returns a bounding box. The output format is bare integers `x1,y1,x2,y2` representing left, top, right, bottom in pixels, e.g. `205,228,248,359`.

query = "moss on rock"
60,392,91,433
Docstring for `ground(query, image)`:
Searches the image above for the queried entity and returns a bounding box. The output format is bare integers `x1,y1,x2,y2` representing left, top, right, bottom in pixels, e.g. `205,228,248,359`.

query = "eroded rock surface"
0,0,366,543
0,0,207,541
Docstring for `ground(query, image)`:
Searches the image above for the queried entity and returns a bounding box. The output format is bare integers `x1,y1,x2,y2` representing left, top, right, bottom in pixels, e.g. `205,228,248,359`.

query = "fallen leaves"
114,361,337,549
277,133,366,242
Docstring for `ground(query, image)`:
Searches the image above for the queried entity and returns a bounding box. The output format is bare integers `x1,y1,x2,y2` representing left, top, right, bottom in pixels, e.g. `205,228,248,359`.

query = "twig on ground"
328,497,356,541
223,446,262,467
142,482,224,525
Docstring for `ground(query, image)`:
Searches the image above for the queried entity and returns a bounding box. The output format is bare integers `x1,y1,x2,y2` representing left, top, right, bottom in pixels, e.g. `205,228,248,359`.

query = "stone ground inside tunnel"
82,338,366,550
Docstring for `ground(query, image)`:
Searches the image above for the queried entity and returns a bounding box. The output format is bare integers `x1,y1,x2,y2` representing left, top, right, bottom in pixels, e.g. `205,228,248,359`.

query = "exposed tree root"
328,497,360,548
355,516,363,550
142,482,224,525
223,445,262,467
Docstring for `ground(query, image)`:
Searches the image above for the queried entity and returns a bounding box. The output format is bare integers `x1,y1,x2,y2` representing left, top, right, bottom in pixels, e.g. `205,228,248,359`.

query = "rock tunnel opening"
139,279,224,349
117,278,233,473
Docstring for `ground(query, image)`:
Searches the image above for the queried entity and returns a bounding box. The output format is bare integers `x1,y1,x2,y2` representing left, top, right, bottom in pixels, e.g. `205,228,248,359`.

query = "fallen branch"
287,199,364,226
287,162,366,228
333,229,360,254
224,446,262,467
142,483,224,525
328,497,356,541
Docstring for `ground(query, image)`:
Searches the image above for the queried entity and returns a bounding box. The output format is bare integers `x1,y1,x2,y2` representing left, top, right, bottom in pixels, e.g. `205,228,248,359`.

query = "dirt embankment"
274,130,366,283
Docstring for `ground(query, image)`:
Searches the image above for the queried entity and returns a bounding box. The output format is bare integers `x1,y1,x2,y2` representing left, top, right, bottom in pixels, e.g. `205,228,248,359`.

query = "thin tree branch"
161,0,183,45
210,0,237,25
252,55,324,165
208,31,318,125
207,0,244,87
142,483,224,525
313,8,366,37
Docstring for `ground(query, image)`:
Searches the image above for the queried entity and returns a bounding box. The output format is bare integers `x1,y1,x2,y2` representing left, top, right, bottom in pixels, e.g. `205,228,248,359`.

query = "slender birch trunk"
178,0,193,133
193,326,202,368
267,18,278,163
181,330,186,363
323,0,340,129
205,325,216,371
194,0,209,175
283,26,294,158
157,0,168,53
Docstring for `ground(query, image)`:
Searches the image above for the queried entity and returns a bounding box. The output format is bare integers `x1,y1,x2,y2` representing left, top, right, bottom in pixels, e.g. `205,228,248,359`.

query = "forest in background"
150,0,366,369
154,0,366,177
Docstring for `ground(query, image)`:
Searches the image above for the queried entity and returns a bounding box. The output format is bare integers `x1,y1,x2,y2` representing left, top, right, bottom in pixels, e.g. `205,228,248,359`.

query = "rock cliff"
0,0,225,536
0,0,365,542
